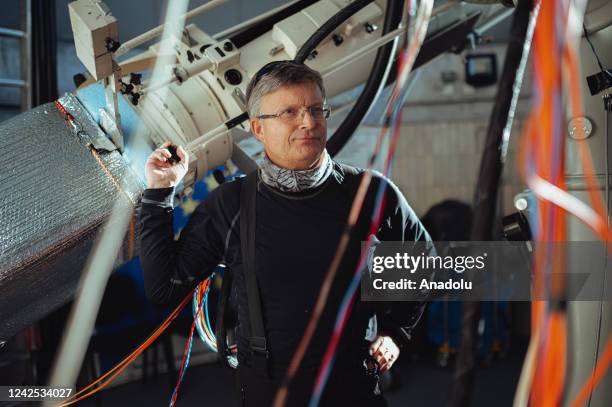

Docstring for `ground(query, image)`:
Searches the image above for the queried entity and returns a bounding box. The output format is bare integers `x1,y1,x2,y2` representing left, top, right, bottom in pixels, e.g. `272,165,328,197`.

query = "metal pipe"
115,0,229,58
20,0,31,111
185,122,228,152
474,7,515,35
321,26,406,78
321,0,468,83
0,27,25,38
212,0,302,40
142,56,214,94
0,78,27,88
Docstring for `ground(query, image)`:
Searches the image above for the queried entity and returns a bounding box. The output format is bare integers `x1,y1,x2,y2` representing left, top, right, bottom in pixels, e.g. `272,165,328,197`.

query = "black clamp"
119,73,143,105
130,73,142,85
105,38,121,53
119,81,134,95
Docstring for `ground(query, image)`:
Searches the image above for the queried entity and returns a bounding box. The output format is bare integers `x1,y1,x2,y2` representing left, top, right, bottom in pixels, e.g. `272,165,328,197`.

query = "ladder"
0,0,31,111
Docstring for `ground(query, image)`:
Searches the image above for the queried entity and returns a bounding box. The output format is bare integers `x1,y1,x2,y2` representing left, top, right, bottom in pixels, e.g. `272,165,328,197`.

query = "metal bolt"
332,34,344,46
105,37,120,52
130,72,142,85
307,50,318,60
224,69,243,86
364,23,377,33
269,44,284,56
515,197,528,211
223,42,234,52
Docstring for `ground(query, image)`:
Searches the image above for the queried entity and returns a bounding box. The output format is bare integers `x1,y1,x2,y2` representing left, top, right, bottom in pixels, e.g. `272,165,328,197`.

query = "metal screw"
332,34,344,46
364,23,377,33
223,42,234,52
307,50,318,60
269,44,284,56
224,69,243,86
105,38,121,52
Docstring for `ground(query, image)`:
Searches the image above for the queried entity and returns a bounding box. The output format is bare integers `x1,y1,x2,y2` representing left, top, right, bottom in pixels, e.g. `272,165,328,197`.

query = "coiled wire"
193,271,239,368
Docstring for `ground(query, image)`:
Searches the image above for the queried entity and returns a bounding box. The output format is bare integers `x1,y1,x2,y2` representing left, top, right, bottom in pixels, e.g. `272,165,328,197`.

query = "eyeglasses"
256,105,331,122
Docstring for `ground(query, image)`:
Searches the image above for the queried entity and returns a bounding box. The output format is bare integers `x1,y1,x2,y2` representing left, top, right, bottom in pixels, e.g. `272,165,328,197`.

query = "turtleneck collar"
258,150,333,193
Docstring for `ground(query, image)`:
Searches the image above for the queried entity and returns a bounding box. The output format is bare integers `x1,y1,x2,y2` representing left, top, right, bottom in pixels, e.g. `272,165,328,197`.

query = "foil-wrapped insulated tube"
0,93,144,341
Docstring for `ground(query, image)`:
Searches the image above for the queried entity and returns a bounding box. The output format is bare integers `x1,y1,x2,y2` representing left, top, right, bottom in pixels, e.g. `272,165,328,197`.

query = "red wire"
171,280,208,406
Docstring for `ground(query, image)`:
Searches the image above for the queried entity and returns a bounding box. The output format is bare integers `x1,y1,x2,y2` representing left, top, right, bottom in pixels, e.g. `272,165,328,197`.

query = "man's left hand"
369,335,400,372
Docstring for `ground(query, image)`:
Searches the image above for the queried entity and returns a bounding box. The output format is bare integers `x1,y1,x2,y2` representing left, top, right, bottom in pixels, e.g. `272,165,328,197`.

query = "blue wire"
309,83,402,404
170,291,205,406
308,258,367,407
204,277,213,336
309,176,389,406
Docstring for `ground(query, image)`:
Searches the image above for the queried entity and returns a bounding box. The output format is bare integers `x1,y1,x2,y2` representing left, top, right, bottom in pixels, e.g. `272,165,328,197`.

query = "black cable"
228,0,404,156
583,23,607,73
325,0,404,157
292,0,403,156
293,0,374,64
446,1,535,406
229,0,319,48
31,0,58,107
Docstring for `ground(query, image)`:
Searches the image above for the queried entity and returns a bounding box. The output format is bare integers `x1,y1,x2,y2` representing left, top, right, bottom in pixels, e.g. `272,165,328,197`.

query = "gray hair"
246,61,326,118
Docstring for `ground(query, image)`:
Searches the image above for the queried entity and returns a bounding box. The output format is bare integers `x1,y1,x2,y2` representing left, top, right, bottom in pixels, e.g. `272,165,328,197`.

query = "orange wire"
56,291,193,407
562,43,611,241
522,2,570,406
540,311,567,406
511,0,612,404
569,333,612,407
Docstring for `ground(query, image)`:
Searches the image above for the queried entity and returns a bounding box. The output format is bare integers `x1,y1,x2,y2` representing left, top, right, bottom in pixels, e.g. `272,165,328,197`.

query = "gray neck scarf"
258,150,333,193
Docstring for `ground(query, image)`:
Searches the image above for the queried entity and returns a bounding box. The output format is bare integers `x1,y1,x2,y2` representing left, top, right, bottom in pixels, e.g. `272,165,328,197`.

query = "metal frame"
0,0,31,111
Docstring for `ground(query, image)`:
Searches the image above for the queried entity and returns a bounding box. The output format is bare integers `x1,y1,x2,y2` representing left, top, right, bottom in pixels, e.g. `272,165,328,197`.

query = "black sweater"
139,162,432,371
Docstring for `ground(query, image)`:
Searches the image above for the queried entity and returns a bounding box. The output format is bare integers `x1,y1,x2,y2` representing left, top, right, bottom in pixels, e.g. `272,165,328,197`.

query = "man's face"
250,82,327,170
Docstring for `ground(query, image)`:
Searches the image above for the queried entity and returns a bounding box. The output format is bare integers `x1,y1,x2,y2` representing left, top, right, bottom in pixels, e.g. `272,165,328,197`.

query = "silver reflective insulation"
0,93,143,340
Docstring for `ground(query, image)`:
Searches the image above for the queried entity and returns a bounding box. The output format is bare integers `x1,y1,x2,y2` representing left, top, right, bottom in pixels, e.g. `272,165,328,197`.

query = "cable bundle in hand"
193,273,239,368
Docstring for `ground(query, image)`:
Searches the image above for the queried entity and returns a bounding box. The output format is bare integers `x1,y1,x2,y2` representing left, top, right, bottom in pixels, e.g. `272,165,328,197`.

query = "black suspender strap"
239,170,269,375
215,268,233,367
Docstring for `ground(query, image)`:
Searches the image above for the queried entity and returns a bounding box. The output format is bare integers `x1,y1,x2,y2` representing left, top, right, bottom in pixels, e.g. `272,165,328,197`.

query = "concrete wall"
335,42,530,218
393,118,524,217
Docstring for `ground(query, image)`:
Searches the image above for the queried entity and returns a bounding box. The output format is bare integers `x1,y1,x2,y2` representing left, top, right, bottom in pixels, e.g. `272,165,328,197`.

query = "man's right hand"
145,142,189,189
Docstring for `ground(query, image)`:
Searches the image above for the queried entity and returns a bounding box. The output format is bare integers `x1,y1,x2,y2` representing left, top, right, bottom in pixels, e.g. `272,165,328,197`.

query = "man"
139,61,431,406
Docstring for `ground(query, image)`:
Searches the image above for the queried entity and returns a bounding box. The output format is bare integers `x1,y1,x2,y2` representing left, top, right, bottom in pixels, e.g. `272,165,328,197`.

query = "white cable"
115,0,229,58
193,276,238,368
527,173,603,233
321,27,404,79
44,1,190,400
512,327,540,407
185,123,231,158
321,0,458,80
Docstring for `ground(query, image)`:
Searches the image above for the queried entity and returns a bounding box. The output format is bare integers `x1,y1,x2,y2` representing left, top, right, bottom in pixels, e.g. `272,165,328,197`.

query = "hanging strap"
215,269,233,367
240,170,269,375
